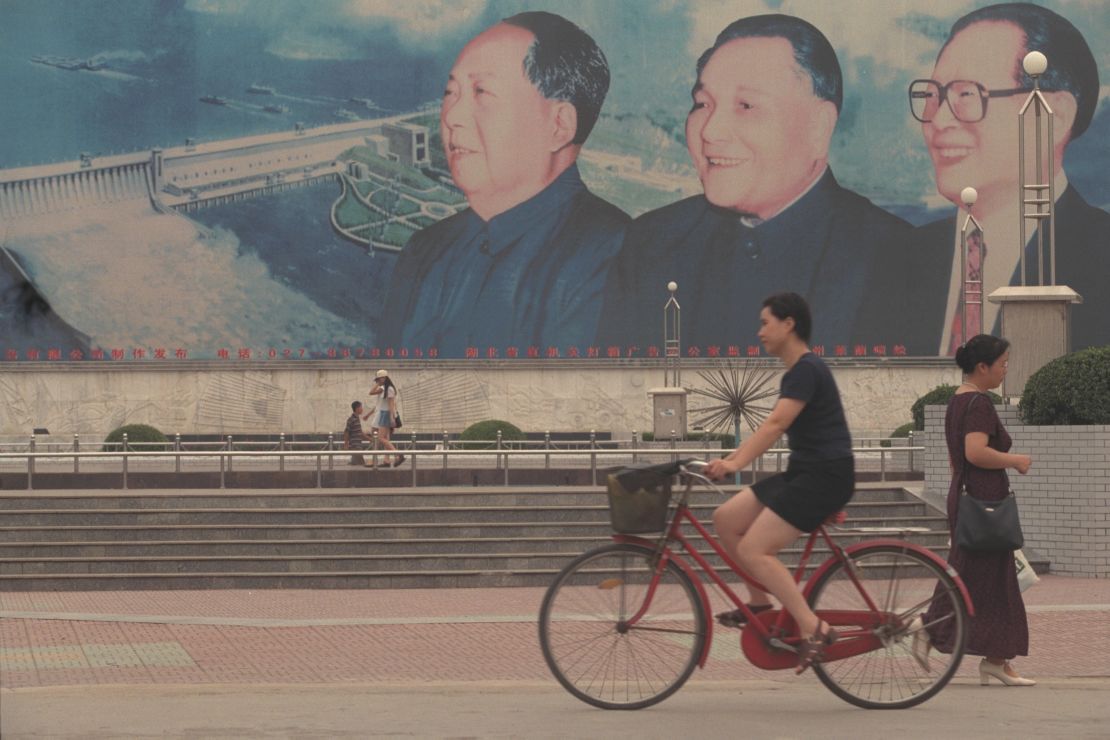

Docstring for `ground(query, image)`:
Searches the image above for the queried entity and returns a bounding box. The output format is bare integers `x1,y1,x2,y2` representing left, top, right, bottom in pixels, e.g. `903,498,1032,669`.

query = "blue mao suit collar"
708,168,840,263
456,164,587,257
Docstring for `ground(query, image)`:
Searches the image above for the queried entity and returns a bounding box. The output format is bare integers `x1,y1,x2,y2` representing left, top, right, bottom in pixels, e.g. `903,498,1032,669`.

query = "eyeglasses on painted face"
908,79,1030,123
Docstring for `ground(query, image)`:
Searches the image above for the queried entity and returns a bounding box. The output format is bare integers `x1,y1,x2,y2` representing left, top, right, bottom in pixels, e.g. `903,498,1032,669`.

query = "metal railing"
0,430,922,491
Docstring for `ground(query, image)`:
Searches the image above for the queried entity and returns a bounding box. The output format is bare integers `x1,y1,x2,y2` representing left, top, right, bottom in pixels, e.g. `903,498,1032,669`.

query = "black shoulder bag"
953,394,1024,552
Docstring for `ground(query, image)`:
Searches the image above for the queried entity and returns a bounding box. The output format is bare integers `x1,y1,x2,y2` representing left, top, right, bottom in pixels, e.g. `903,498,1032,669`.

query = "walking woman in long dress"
920,334,1035,686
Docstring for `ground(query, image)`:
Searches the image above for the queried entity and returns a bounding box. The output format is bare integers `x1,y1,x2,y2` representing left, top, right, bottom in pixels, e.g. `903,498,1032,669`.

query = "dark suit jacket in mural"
596,169,913,351
858,185,1110,354
379,165,628,355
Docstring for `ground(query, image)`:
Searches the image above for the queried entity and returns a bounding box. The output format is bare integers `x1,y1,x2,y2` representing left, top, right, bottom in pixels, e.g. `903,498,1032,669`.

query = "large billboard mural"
1,0,1107,362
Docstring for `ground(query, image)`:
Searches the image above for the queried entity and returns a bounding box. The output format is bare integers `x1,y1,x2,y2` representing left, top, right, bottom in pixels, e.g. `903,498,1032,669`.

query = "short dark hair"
943,3,1098,139
762,292,812,342
955,334,1010,374
351,401,362,412
695,14,842,114
502,11,610,144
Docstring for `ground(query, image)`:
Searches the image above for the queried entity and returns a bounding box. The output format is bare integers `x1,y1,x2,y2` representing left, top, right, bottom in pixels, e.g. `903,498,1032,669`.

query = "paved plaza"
1,576,1109,737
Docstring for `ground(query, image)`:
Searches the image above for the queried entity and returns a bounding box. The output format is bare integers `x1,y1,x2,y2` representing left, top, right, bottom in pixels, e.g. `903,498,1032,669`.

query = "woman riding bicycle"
705,292,854,672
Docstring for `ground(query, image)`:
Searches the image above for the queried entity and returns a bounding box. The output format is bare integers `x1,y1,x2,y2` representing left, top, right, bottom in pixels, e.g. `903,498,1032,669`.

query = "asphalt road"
3,678,1109,739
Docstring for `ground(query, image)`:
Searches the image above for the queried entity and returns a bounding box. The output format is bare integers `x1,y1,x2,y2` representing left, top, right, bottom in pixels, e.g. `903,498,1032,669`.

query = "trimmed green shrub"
695,431,737,450
103,423,168,451
911,384,1002,430
460,420,525,448
890,422,915,438
911,385,955,431
1019,346,1110,425
881,422,916,448
640,431,736,449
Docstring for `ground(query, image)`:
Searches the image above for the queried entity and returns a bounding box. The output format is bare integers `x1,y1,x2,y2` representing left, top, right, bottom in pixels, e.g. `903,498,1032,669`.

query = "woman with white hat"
367,369,405,467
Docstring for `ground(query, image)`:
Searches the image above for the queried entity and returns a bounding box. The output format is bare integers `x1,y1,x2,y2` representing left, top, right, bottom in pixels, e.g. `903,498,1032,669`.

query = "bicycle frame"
612,469,974,670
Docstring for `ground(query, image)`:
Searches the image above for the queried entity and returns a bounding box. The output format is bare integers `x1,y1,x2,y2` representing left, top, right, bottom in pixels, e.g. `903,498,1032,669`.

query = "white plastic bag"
1014,549,1040,592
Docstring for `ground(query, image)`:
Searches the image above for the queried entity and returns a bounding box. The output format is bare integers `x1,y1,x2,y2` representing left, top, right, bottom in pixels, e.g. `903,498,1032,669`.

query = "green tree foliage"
103,424,168,451
1019,346,1110,425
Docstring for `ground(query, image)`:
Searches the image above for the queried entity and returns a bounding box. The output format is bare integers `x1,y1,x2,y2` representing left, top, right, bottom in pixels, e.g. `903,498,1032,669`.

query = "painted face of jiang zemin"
923,21,1029,212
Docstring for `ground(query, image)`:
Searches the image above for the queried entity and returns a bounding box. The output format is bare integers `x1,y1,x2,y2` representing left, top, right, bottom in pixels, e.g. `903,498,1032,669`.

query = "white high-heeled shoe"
979,659,1036,686
909,615,932,672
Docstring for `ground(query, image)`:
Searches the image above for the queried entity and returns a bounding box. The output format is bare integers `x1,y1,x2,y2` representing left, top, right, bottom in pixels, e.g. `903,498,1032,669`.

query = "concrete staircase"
0,484,948,590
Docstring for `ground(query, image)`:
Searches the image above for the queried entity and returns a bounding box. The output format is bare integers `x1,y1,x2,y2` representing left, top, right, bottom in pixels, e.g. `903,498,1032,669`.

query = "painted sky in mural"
0,0,1107,360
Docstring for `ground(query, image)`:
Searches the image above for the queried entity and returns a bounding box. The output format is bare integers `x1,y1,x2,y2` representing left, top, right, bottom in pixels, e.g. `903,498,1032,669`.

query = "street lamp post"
663,281,680,387
650,281,687,441
1017,50,1055,285
990,51,1081,399
959,186,984,341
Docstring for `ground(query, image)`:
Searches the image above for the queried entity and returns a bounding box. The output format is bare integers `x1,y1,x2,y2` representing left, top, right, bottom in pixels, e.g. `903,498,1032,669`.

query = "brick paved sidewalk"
2,575,1108,689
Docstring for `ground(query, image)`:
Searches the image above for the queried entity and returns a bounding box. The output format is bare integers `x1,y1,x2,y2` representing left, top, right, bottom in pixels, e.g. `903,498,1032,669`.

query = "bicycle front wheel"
538,543,706,710
808,544,968,709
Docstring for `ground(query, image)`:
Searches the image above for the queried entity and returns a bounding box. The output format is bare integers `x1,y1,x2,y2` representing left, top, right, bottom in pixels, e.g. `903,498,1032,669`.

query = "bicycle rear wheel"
807,544,968,709
538,543,706,710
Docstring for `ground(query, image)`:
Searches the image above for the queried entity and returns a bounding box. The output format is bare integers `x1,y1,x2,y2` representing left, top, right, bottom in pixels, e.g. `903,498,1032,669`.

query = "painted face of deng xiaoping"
686,35,836,220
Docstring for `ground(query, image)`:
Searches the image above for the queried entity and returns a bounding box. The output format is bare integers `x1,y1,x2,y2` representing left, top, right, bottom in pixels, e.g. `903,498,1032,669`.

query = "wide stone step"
0,570,597,591
0,501,930,528
0,512,947,541
0,538,952,576
0,484,956,590
0,466,924,491
1,553,587,575
0,547,955,590
0,526,951,559
0,491,614,509
0,487,912,509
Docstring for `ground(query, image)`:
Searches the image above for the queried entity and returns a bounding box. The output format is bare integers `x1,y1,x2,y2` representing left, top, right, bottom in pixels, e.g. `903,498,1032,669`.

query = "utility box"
648,387,687,440
989,285,1081,399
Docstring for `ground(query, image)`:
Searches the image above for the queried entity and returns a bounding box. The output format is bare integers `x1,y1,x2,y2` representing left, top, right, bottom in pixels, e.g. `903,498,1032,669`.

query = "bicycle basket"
605,462,681,534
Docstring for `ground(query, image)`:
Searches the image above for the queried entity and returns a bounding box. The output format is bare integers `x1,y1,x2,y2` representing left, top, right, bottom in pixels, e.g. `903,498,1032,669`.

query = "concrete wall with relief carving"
0,361,959,440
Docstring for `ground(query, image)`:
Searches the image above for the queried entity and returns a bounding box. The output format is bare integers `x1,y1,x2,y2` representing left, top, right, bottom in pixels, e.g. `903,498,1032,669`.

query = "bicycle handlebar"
680,459,709,470
677,459,728,494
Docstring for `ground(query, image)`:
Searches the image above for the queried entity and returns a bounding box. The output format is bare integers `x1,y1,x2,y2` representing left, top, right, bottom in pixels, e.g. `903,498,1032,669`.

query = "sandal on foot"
394,455,406,467
715,603,772,629
795,620,838,675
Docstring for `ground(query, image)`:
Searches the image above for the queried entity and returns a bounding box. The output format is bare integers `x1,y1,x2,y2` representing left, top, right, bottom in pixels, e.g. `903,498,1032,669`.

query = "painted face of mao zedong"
440,23,579,221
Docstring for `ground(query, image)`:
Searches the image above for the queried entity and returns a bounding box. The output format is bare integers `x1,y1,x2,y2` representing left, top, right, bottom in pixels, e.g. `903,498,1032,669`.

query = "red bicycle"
538,460,973,709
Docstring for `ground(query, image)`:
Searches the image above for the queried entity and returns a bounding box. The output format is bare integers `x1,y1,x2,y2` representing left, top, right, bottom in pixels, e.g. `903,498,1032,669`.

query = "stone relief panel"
838,366,961,436
195,372,286,433
1,363,959,438
0,372,36,436
400,370,491,432
500,369,644,432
